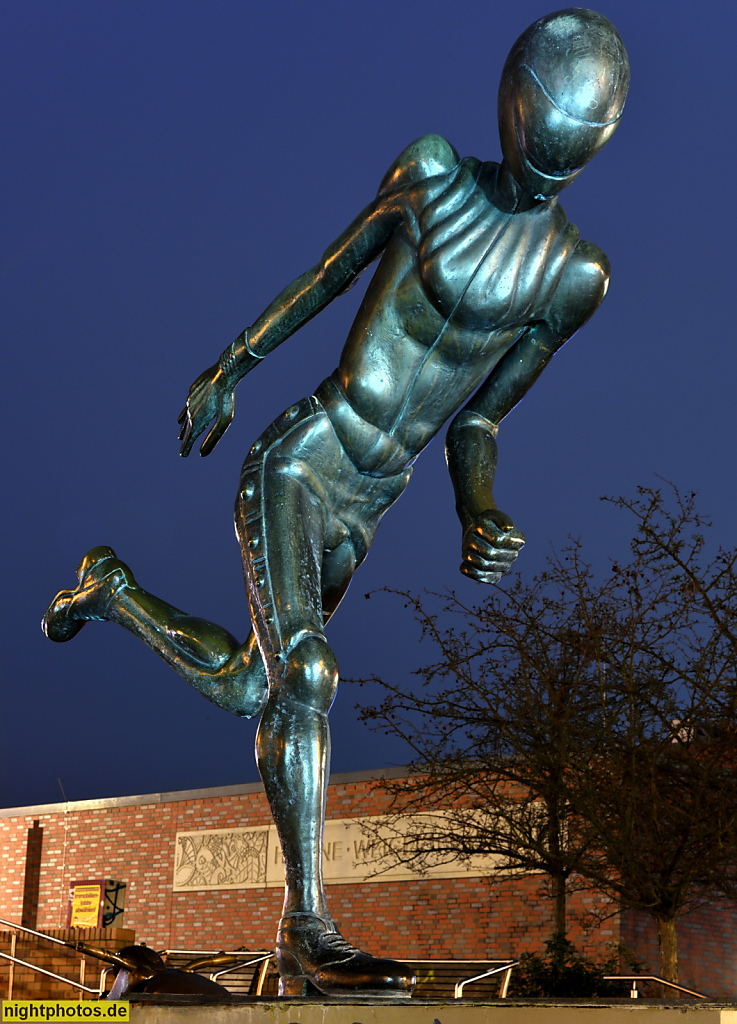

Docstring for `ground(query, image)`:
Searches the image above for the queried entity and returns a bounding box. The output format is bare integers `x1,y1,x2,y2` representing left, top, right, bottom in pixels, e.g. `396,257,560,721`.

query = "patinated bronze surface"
65,940,239,999
43,8,629,1000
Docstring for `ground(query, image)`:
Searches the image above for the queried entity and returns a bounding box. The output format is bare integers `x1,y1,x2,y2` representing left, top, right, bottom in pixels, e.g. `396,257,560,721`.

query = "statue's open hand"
460,508,525,584
178,363,235,457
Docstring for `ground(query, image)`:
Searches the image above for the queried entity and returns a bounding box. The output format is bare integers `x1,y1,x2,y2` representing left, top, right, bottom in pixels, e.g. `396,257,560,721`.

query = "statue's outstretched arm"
178,195,403,457
445,240,610,583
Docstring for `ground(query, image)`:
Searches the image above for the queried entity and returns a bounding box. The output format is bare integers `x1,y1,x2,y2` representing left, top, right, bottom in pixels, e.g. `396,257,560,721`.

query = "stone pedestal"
130,1000,737,1024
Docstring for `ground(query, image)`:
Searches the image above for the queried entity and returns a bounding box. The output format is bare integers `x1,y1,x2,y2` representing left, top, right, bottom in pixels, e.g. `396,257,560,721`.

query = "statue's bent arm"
244,195,406,362
178,192,405,457
445,240,610,583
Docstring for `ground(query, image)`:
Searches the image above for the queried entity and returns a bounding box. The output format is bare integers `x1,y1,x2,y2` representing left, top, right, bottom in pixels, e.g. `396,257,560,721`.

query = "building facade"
1,769,735,997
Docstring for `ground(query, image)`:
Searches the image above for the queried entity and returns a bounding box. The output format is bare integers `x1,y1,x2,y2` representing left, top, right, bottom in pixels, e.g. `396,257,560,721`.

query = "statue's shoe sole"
279,974,412,999
276,931,415,1000
42,546,129,643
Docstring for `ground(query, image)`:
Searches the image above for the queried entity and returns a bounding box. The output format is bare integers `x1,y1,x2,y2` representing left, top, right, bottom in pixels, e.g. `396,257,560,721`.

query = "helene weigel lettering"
174,813,505,891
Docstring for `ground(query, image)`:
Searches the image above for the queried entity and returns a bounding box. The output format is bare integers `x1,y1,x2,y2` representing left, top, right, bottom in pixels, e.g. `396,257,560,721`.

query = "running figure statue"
43,9,629,1000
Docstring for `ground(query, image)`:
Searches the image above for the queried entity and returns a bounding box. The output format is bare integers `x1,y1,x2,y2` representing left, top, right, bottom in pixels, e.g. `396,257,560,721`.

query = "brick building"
1,769,735,997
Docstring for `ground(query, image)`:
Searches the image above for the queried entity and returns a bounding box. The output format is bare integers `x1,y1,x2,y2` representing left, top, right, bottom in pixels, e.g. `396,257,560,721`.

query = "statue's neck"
494,161,548,214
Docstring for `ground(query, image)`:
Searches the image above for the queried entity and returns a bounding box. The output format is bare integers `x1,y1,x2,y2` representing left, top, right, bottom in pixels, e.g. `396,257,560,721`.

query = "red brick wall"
621,903,737,999
325,873,619,962
0,928,134,1000
0,817,30,927
1,772,736,998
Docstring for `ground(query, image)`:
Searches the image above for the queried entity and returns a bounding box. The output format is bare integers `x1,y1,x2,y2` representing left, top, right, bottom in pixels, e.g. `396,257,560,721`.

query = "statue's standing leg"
236,397,414,998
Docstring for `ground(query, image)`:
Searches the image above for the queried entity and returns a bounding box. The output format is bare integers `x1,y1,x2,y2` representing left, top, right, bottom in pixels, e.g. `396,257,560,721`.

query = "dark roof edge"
0,766,410,819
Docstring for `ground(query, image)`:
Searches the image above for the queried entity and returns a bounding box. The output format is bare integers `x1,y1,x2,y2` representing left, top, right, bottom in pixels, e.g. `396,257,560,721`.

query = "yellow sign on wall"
66,878,126,927
68,882,103,927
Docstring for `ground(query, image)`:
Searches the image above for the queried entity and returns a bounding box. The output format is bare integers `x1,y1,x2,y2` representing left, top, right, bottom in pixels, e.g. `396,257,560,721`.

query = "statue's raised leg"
42,546,267,718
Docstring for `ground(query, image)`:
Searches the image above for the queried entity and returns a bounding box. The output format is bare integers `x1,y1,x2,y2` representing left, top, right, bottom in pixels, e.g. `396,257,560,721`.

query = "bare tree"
356,484,737,982
357,580,609,941
554,485,737,982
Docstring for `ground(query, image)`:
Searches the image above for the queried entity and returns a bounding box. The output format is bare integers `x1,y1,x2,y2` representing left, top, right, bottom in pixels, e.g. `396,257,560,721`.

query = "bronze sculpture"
65,941,240,999
43,9,629,1000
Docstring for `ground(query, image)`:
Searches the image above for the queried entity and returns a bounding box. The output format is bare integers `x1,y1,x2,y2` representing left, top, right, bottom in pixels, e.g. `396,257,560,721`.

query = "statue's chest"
414,168,579,332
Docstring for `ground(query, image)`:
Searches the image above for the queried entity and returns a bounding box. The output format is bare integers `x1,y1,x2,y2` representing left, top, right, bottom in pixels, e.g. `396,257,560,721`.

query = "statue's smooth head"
498,8,629,201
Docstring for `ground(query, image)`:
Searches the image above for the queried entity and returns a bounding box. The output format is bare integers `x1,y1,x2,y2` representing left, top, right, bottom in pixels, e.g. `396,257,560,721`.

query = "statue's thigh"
237,450,328,666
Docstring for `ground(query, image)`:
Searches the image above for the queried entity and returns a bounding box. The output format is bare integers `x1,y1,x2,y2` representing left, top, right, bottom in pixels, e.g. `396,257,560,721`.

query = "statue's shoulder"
378,134,460,197
548,233,612,333
566,237,611,310
553,201,609,288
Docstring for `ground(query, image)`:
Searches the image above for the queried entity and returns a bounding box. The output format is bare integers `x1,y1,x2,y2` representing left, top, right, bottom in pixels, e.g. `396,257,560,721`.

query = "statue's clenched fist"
460,508,525,584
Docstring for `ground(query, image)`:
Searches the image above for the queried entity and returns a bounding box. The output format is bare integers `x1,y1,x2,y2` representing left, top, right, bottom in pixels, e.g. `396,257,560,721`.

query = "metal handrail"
454,960,519,999
604,975,708,999
0,922,276,1000
100,966,115,997
0,950,99,995
0,918,105,998
210,953,273,996
0,918,70,948
209,953,272,978
398,957,518,999
159,949,274,998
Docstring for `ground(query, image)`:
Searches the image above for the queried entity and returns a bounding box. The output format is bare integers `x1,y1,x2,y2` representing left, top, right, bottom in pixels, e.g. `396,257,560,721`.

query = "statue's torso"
325,159,581,476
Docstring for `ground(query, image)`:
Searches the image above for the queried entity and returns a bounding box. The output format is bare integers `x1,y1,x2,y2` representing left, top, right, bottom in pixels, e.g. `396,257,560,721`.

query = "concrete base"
130,1001,737,1024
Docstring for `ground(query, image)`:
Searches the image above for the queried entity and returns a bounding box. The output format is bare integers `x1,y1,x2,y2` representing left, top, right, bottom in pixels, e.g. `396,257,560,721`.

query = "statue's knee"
275,635,339,712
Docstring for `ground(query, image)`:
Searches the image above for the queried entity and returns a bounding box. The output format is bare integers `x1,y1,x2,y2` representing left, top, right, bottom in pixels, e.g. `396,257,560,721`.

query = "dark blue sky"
3,1,736,809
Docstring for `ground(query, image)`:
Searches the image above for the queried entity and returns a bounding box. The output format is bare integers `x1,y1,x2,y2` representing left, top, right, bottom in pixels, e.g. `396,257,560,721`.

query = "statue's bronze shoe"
42,546,136,642
276,913,415,999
